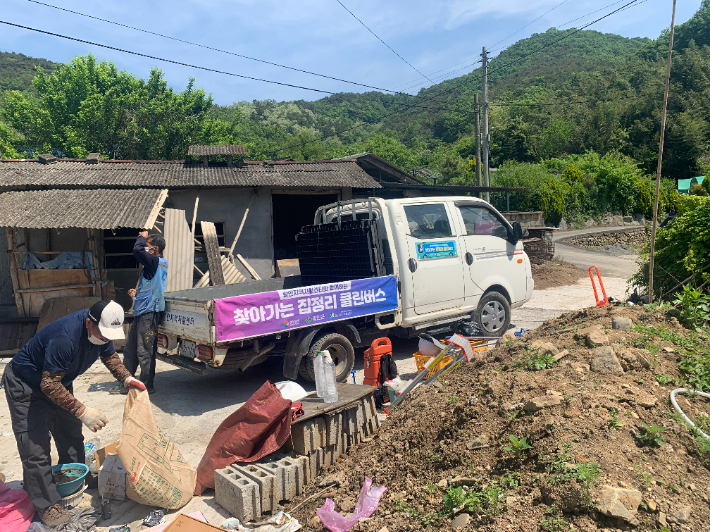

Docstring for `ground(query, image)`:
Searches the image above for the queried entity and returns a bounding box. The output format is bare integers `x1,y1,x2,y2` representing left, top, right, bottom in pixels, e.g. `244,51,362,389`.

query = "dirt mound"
531,260,587,290
292,305,710,532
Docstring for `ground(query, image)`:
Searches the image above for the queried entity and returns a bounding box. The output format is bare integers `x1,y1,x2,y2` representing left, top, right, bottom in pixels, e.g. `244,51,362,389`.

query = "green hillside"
0,51,55,92
1,0,710,184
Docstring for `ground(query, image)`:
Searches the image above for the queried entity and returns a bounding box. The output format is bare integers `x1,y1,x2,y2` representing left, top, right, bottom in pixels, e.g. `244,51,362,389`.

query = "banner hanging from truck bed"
214,275,398,342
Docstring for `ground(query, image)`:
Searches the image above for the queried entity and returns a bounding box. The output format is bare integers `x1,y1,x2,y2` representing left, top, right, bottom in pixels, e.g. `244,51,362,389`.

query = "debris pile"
291,304,710,531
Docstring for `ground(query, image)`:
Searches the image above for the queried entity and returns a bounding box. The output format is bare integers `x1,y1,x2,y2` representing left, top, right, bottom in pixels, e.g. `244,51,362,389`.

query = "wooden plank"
6,228,25,316
235,254,261,281
164,209,194,293
229,196,253,255
18,269,92,290
294,383,375,424
194,270,210,289
15,284,95,293
37,296,100,331
86,228,102,298
201,221,225,285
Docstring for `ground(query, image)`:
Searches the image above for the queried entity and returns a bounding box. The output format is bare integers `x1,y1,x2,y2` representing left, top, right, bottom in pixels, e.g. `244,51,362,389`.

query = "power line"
489,0,572,53
25,0,403,95
0,19,345,95
333,0,434,84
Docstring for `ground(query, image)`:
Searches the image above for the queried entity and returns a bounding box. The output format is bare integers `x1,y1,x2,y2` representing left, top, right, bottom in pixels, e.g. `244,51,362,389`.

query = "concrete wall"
167,187,275,280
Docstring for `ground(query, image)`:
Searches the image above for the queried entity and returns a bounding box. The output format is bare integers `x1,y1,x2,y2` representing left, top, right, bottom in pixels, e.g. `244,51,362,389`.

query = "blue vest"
133,257,168,316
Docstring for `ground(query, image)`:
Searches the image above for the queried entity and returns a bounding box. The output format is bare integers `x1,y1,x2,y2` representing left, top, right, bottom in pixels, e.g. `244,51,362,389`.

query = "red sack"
0,480,35,532
195,381,292,495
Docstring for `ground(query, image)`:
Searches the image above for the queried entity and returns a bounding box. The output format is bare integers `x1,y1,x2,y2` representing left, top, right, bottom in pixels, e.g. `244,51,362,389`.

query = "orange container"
363,337,392,386
413,352,455,379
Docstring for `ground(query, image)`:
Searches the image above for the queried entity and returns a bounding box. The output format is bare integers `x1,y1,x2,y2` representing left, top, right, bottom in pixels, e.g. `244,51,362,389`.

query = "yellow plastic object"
412,338,491,379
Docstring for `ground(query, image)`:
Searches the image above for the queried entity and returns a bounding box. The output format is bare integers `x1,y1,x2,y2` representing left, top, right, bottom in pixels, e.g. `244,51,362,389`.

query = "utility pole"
474,93,482,199
482,46,490,202
649,0,677,304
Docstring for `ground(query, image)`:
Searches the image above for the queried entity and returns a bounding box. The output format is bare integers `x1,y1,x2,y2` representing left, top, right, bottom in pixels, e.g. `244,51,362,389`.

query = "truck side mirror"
510,222,524,243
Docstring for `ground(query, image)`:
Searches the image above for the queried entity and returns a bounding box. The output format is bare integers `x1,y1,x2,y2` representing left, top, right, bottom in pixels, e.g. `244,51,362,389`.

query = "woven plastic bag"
117,389,196,509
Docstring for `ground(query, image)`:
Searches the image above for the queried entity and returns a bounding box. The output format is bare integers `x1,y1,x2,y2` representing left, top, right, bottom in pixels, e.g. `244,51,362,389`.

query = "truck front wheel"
475,291,511,336
298,333,355,383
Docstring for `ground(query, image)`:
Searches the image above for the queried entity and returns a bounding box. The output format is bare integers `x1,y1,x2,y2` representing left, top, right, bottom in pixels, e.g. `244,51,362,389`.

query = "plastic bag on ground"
117,389,197,509
317,478,386,532
0,480,35,532
56,507,102,531
195,381,292,495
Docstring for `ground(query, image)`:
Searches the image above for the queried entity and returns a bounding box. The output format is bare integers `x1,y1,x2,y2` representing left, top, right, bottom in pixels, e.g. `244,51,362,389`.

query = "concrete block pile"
215,393,380,521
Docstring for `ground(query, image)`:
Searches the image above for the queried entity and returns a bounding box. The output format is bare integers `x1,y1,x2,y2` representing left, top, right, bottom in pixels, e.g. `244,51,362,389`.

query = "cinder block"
307,448,323,480
235,463,277,514
343,406,359,436
325,413,342,446
292,417,326,455
256,454,307,501
215,465,261,522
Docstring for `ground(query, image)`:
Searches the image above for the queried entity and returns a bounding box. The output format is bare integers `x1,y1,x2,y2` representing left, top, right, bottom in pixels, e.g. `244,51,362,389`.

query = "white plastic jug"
314,351,325,397
322,350,339,404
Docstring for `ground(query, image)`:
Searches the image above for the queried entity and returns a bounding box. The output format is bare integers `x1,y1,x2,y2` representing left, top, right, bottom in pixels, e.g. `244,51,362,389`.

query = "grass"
607,409,623,430
503,435,532,456
514,352,557,371
544,444,602,508
635,423,667,447
442,482,507,518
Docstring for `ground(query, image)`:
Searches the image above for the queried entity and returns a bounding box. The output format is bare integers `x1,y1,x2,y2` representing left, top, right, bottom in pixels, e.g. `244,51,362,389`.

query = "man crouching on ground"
111,230,167,395
2,300,145,526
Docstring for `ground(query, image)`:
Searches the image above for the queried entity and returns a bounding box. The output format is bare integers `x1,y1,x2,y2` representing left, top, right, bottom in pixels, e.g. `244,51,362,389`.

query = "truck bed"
164,275,304,302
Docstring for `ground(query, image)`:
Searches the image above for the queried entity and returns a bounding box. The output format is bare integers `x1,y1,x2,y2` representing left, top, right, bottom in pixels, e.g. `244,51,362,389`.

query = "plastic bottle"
322,350,339,403
314,351,325,397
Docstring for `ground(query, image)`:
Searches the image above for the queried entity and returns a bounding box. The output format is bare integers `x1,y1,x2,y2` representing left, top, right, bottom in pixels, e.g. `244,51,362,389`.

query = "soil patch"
531,260,587,290
291,305,710,532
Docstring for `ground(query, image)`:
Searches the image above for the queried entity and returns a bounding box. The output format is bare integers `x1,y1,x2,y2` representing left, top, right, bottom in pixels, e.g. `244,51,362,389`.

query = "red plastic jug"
363,337,392,386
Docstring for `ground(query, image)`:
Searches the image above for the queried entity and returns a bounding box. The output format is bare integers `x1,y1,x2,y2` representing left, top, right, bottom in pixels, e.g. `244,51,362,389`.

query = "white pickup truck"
157,196,534,382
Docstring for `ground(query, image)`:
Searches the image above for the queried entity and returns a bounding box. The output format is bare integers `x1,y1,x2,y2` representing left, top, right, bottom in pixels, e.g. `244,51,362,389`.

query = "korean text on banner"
214,275,398,342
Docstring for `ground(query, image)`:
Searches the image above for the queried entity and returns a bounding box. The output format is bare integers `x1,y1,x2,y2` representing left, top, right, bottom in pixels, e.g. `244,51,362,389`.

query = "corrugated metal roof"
0,188,168,229
0,160,381,189
188,144,247,156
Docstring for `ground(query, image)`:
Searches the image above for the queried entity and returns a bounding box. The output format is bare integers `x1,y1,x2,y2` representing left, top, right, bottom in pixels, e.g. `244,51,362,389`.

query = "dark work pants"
2,362,85,511
123,311,161,389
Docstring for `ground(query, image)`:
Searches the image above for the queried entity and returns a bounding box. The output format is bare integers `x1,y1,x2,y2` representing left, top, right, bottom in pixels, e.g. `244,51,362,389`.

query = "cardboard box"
98,453,126,501
163,514,224,532
94,441,119,469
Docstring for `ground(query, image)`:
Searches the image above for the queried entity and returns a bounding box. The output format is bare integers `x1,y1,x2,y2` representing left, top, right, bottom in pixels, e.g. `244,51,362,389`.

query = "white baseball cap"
88,300,126,341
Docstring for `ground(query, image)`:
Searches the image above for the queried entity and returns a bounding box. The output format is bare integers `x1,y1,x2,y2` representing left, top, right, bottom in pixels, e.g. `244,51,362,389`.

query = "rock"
451,513,470,528
662,346,675,353
646,499,657,512
634,213,646,225
623,216,633,223
612,317,634,331
466,434,490,450
531,340,559,356
674,506,691,523
540,480,585,511
579,325,609,347
379,528,389,532
635,394,657,408
658,512,668,527
524,395,563,412
597,485,643,526
437,479,448,488
450,477,478,487
558,219,568,230
590,346,624,376
554,349,570,361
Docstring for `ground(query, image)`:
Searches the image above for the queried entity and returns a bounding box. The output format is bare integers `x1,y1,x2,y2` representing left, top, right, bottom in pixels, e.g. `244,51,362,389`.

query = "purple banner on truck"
213,275,398,342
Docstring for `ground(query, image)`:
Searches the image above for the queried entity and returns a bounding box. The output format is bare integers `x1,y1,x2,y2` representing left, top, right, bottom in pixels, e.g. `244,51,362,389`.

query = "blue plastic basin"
51,463,89,497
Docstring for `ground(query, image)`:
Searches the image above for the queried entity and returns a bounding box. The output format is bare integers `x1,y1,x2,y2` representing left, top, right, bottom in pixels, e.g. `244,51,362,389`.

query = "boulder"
524,395,563,412
618,349,650,371
530,340,559,356
590,346,624,376
584,218,597,228
612,316,634,331
578,325,609,347
451,513,470,528
596,485,643,526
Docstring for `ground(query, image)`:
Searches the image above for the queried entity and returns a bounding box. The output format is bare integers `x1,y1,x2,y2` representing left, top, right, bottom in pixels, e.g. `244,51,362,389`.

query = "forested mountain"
1,1,710,184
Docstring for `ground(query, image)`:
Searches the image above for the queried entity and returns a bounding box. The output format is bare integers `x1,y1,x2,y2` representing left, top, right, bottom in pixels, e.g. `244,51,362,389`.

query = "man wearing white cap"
1,300,145,526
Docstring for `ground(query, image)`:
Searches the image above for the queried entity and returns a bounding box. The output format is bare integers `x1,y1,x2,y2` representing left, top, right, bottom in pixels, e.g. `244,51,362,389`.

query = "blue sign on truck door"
416,240,458,260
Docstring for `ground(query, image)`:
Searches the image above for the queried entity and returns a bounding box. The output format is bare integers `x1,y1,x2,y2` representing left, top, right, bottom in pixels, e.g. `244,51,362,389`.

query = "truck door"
403,202,465,314
457,203,526,303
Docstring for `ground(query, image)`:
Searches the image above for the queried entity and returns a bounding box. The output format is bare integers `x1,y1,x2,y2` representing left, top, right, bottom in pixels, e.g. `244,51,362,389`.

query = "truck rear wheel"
475,291,511,336
298,333,355,383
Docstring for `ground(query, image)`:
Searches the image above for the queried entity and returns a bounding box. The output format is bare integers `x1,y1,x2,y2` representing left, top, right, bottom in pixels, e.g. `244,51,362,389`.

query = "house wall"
167,187,275,280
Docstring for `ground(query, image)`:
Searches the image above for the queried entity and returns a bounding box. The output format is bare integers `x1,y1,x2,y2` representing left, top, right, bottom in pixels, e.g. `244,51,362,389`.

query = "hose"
670,387,710,441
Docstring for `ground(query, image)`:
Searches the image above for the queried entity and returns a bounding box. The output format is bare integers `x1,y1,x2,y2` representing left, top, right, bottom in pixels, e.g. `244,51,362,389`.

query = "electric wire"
25,0,405,95
333,0,434,84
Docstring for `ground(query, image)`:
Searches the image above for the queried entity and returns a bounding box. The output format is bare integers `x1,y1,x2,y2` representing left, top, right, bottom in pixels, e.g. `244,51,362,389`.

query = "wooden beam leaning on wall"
6,228,25,316
201,221,225,285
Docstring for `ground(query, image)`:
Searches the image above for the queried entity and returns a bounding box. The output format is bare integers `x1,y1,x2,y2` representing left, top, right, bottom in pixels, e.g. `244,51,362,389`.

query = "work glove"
123,376,147,391
78,407,108,432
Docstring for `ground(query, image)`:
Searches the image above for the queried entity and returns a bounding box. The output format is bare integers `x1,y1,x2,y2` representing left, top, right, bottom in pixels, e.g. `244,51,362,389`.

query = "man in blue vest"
111,230,168,395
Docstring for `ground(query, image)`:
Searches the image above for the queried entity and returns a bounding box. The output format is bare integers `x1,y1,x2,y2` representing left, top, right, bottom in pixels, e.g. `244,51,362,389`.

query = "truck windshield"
403,204,452,239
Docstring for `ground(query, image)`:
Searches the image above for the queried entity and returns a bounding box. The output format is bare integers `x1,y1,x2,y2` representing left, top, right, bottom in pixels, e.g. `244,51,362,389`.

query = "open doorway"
272,193,338,260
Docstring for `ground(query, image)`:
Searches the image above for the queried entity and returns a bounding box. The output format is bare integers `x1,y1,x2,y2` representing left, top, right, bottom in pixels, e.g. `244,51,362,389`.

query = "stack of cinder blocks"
215,393,380,522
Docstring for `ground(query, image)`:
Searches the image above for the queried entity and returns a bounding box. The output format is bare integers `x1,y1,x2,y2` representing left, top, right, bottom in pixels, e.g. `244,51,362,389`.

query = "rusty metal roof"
188,144,247,156
0,188,168,229
0,160,381,189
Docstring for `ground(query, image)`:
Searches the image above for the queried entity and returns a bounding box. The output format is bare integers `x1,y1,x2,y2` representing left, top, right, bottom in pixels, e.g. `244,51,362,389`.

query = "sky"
0,0,702,105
